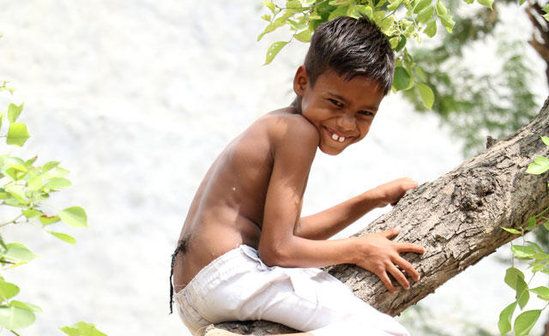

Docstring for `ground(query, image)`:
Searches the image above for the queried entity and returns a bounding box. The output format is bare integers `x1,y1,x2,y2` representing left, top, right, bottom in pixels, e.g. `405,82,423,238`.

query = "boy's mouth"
331,133,346,143
325,127,347,143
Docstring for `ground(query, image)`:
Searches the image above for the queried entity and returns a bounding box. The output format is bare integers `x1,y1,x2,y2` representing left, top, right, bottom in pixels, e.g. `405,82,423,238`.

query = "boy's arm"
258,118,424,291
295,178,417,240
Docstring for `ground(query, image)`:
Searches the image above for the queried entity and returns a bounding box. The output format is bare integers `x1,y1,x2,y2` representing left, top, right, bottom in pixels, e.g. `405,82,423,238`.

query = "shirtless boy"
170,16,425,336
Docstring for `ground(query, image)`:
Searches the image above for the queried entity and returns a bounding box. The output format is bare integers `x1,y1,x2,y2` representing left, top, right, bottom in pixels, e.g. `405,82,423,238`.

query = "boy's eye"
328,98,344,108
359,110,375,117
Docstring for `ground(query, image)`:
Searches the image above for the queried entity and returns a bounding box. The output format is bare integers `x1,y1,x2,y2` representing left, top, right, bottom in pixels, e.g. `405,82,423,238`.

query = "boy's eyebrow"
326,92,379,112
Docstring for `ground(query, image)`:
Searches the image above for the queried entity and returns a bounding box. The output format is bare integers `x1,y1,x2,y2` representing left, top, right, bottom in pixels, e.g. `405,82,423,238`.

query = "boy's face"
293,66,385,155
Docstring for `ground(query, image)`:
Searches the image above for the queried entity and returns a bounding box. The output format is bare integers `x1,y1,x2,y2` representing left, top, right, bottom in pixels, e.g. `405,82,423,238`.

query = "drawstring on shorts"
169,239,188,314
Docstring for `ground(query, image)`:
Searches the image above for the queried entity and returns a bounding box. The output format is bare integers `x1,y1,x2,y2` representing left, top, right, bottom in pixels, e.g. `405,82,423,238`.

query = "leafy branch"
0,82,105,335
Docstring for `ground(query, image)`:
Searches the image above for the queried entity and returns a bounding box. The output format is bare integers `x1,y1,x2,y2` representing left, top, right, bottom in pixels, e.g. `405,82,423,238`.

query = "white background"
0,1,546,335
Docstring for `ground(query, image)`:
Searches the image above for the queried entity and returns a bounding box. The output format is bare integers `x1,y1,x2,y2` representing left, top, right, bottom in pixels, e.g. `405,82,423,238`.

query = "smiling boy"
170,16,425,336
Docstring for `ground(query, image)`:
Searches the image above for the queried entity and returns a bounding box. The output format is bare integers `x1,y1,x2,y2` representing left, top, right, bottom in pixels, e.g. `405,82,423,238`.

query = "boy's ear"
293,65,308,97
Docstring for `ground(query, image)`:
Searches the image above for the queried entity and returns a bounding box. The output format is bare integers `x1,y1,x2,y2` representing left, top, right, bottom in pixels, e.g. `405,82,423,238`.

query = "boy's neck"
290,97,302,114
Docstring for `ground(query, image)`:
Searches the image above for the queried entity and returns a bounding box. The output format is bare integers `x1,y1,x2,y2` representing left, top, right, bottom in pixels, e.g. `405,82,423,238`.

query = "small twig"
0,214,24,228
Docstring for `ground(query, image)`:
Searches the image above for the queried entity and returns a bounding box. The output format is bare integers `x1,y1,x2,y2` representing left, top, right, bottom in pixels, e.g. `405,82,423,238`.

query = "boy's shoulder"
262,108,319,146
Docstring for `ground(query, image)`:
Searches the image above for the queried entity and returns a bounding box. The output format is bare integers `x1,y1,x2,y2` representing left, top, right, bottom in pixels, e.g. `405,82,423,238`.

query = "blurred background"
0,1,546,335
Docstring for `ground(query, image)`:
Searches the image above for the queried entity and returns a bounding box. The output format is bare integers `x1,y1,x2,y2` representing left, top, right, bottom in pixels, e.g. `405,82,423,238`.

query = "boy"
170,16,425,336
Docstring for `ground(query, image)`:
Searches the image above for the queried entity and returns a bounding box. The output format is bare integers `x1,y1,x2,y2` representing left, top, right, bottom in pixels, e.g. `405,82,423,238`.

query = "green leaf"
395,35,407,52
10,300,41,313
4,184,28,205
477,0,493,9
435,0,448,16
44,177,72,190
424,19,437,37
502,227,522,235
3,243,36,266
59,206,88,228
512,245,535,259
48,231,77,245
393,66,411,91
261,14,272,21
263,0,276,13
498,302,516,335
6,122,30,147
526,156,549,175
264,41,289,65
417,83,434,109
286,0,302,9
526,216,537,231
0,302,35,330
387,0,403,10
22,208,42,219
374,12,395,34
515,276,529,308
257,10,295,41
27,174,44,191
328,5,349,20
504,267,525,290
42,161,60,172
514,310,541,336
530,286,549,300
439,14,454,33
541,136,549,146
7,103,23,123
39,215,60,225
354,5,373,18
294,29,312,42
24,156,37,167
0,279,19,301
414,0,431,14
544,220,549,230
60,321,107,336
417,5,435,23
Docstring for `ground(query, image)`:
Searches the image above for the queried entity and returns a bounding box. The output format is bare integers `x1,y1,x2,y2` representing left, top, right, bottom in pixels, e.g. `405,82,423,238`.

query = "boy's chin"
319,145,346,156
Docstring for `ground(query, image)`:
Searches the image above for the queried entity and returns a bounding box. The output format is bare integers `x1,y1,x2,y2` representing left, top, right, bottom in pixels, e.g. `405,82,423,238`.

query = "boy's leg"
175,246,409,335
249,268,409,336
232,247,409,335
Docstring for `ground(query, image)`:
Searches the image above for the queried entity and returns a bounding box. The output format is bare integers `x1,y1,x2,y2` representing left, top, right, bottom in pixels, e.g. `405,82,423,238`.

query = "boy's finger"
393,256,420,282
397,242,425,254
378,271,396,293
382,228,399,239
387,264,409,290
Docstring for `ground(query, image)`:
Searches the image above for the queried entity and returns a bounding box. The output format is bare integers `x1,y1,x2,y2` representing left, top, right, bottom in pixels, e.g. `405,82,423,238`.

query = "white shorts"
173,245,410,336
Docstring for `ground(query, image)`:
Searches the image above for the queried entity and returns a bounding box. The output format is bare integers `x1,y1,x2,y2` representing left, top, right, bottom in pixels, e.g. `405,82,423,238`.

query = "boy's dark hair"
304,16,395,95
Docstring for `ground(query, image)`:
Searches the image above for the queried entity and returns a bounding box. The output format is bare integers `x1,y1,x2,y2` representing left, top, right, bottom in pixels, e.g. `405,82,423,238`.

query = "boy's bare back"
173,107,318,290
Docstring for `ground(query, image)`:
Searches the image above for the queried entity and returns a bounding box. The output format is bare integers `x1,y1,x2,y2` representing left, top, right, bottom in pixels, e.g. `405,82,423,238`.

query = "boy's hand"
353,228,425,292
374,177,418,207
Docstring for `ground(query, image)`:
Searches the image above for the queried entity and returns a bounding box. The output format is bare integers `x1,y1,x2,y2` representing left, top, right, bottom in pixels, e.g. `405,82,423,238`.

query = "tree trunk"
205,98,549,336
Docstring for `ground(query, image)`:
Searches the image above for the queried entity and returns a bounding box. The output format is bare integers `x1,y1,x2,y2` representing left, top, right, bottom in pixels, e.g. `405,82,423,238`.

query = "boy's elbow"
259,243,292,267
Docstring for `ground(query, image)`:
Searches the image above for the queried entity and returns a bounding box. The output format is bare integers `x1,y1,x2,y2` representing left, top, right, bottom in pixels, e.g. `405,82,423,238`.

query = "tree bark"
205,98,549,336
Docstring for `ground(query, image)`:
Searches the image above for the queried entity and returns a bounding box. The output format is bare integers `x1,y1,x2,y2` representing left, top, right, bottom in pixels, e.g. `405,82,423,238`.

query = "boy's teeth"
331,132,345,142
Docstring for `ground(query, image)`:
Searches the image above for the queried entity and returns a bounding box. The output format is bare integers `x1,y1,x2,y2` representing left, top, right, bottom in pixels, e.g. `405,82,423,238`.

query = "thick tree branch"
206,98,549,335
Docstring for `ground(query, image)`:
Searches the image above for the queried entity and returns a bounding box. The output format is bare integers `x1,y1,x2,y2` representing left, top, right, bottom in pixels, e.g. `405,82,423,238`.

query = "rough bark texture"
205,98,549,336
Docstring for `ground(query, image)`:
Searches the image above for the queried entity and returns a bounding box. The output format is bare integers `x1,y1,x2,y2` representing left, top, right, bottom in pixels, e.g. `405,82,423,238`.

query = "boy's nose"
337,114,356,132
